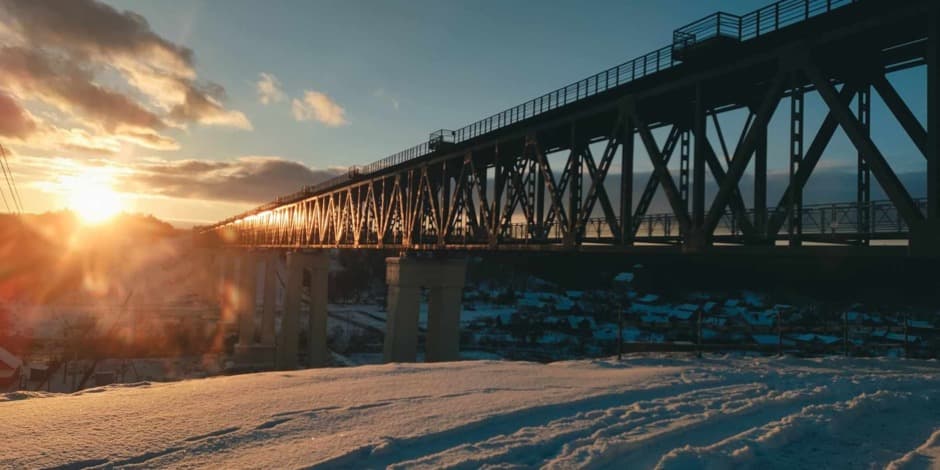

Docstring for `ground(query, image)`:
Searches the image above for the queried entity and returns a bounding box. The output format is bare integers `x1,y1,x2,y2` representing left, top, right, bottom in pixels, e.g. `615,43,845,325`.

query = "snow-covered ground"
3,355,940,469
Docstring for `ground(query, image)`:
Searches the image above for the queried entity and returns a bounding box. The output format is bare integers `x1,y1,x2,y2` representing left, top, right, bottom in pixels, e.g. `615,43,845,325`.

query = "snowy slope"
3,355,940,469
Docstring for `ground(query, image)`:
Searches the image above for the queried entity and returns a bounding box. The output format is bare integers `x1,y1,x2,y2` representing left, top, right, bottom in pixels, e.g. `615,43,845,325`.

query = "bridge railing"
487,198,927,243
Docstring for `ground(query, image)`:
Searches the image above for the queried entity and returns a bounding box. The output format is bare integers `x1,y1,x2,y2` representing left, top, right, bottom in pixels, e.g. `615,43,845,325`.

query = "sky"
0,0,929,227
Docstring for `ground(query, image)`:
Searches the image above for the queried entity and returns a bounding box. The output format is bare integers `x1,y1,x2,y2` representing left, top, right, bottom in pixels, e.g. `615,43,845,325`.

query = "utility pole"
777,309,783,357
903,312,910,359
842,311,848,357
696,306,703,359
617,298,623,361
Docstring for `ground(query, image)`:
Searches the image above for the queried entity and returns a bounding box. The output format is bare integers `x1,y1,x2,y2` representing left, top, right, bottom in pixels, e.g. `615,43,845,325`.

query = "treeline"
0,212,181,303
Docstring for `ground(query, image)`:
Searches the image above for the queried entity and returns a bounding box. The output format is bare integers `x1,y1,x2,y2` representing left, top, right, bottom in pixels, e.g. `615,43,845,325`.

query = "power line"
0,168,10,213
0,144,23,213
4,145,24,213
0,146,16,213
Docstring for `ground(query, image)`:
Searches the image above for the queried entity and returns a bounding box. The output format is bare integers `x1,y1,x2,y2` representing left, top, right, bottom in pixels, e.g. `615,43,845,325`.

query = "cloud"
119,156,344,203
0,92,38,139
0,46,166,132
167,81,252,130
0,0,194,74
292,90,348,127
373,88,400,110
256,73,286,105
0,0,251,153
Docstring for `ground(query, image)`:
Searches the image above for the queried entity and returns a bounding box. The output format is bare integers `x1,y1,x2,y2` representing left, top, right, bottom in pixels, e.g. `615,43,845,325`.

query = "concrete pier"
276,251,330,370
235,252,258,348
260,252,278,346
384,256,467,363
232,251,276,368
306,251,330,368
276,251,303,370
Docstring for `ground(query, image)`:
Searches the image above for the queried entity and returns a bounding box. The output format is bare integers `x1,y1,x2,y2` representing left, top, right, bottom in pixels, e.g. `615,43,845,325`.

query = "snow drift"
3,355,939,469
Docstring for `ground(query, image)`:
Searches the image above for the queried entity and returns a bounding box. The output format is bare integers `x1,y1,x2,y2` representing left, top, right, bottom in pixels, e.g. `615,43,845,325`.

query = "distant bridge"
201,0,940,256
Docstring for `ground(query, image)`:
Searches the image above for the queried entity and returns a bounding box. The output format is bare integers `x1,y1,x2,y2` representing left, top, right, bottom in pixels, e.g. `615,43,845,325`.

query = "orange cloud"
292,90,349,127
0,0,251,153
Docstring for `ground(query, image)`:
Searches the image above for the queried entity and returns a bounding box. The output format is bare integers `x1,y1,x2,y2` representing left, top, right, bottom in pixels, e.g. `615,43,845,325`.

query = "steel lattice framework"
201,0,940,255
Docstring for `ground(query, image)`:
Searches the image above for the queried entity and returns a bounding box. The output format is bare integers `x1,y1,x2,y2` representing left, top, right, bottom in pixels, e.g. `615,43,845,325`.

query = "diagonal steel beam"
580,144,621,238
872,75,927,159
803,63,925,230
628,102,692,236
703,73,786,237
632,125,682,233
531,136,570,239
701,139,757,238
580,110,625,237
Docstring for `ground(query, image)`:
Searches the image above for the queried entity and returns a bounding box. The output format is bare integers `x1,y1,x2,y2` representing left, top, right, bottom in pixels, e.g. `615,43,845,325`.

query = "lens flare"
60,168,124,224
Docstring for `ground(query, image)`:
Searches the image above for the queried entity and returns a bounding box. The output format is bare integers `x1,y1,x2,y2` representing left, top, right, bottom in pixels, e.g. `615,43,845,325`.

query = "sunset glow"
62,169,124,224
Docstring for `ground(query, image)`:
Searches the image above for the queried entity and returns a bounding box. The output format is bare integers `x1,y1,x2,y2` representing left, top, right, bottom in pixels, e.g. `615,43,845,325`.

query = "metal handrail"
204,0,860,231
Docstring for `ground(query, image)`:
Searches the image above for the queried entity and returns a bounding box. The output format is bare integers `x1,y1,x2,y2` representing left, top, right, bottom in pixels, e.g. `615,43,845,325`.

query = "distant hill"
0,212,183,303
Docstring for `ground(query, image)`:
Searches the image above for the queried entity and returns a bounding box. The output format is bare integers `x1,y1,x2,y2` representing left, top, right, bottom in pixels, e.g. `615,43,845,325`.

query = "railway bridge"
197,0,940,368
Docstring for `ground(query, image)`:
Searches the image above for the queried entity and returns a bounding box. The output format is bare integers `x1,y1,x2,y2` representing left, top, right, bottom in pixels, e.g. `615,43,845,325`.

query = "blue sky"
0,0,928,225
106,0,780,167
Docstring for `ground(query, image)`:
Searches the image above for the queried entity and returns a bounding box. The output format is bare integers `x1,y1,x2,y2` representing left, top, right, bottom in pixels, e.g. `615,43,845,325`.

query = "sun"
61,168,125,224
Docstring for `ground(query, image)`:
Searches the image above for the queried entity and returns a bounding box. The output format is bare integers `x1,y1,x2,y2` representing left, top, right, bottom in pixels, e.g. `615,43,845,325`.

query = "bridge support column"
384,258,421,363
234,252,275,368
426,259,467,362
276,251,330,369
277,251,303,370
260,252,278,346
217,252,239,324
384,256,466,363
306,251,330,367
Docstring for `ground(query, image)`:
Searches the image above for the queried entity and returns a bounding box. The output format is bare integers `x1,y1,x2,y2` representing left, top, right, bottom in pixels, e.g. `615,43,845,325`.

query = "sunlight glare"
61,168,124,224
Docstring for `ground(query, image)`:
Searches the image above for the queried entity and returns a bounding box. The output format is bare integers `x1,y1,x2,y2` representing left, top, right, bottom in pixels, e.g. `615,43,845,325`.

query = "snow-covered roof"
641,313,670,325
845,311,867,322
565,290,584,299
752,334,779,346
518,298,545,309
791,333,840,345
704,316,727,327
676,304,698,312
724,299,741,308
702,302,717,313
908,320,934,329
0,346,22,370
742,291,765,307
884,333,921,343
636,294,659,304
555,299,575,311
668,310,695,321
567,315,596,330
538,332,575,345
612,272,634,283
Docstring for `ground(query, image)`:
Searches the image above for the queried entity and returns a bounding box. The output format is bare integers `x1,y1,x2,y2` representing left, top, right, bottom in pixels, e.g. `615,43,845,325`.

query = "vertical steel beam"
621,115,635,244
754,111,768,235
857,85,871,244
928,6,940,224
679,130,691,217
789,84,804,247
692,85,707,229
535,140,545,236
569,126,583,242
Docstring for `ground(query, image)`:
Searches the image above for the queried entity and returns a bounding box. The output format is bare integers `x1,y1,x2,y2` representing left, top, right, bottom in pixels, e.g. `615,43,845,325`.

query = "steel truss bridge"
202,0,940,255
